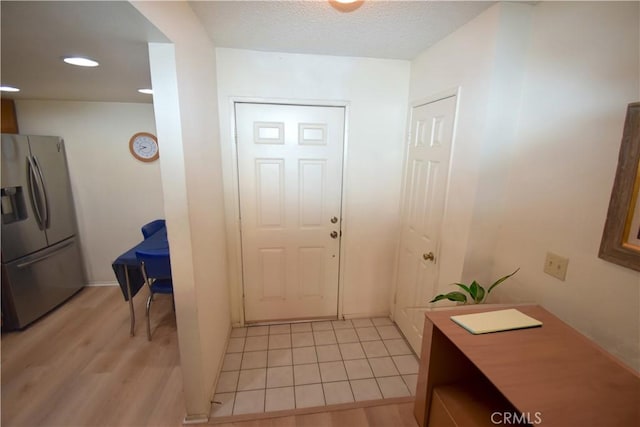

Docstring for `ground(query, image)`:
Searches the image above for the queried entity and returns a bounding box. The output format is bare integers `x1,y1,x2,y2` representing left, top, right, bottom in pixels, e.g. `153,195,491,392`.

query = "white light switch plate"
544,252,569,281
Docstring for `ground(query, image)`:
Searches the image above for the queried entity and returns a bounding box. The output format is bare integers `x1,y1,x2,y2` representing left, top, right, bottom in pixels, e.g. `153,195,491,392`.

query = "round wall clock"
129,132,159,162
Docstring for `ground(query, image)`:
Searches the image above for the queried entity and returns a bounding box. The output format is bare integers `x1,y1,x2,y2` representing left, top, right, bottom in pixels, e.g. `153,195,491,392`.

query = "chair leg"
146,293,153,341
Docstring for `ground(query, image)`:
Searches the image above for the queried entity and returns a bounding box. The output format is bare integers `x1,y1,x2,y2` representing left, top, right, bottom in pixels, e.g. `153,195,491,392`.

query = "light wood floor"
1,286,418,427
1,286,184,427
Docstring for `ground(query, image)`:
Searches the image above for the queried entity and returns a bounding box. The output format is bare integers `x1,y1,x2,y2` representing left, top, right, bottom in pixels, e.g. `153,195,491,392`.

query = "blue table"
112,227,169,336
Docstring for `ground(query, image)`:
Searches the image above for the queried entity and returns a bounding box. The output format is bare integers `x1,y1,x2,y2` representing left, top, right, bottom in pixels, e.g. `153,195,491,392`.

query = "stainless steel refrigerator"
1,134,85,330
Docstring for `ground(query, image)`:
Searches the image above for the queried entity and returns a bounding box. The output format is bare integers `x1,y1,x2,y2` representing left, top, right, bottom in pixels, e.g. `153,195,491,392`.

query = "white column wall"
132,2,230,420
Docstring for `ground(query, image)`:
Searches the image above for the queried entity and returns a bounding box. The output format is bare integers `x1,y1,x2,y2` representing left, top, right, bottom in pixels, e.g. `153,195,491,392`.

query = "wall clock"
129,132,159,162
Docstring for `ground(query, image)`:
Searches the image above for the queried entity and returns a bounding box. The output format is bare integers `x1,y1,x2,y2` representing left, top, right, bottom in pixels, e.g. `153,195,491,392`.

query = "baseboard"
204,322,234,423
183,414,209,424
342,312,391,320
231,313,393,328
85,282,118,287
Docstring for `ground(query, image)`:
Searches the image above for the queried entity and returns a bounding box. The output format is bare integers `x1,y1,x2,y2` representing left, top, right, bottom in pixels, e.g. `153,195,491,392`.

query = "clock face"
129,133,159,162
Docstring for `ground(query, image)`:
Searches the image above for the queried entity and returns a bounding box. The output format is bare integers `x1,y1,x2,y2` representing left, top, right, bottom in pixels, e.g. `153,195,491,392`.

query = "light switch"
543,252,569,281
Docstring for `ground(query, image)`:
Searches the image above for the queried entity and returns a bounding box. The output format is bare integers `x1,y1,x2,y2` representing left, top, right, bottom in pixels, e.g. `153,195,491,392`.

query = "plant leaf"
452,283,472,296
430,292,468,304
444,291,468,303
469,281,479,301
429,294,449,303
475,285,486,303
487,268,520,294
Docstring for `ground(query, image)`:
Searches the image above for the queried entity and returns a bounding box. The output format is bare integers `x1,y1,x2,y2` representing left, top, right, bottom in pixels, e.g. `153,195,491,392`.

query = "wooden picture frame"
599,102,640,272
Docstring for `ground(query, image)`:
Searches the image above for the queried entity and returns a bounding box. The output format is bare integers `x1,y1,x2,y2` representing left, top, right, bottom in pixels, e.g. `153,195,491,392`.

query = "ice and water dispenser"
1,186,28,224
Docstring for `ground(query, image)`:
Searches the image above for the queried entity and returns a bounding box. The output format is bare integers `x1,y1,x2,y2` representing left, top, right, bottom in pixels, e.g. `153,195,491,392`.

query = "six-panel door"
235,103,345,322
394,96,457,353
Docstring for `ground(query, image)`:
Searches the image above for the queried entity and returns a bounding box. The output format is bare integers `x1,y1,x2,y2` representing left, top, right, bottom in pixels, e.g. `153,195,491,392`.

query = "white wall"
460,4,532,282
491,1,640,371
133,2,230,421
409,1,640,371
14,100,163,284
215,48,410,323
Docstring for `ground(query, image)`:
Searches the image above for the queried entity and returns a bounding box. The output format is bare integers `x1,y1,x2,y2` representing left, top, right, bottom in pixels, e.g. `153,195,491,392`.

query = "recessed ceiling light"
63,57,99,67
0,86,20,92
138,89,153,95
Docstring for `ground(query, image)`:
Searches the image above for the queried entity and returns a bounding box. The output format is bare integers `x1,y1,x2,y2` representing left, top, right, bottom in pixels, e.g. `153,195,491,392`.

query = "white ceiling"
190,1,494,60
1,1,494,103
1,1,168,103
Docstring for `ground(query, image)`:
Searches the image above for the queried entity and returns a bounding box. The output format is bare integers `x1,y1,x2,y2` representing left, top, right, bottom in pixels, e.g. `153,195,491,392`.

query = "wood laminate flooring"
1,286,418,427
1,286,183,427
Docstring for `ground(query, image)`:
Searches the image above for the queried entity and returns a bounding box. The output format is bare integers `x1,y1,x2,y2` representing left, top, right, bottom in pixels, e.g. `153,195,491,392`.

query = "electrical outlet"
544,252,569,281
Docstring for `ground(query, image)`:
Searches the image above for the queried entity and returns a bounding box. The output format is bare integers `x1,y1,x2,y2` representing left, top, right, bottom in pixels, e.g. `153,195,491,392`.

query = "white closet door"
394,96,457,353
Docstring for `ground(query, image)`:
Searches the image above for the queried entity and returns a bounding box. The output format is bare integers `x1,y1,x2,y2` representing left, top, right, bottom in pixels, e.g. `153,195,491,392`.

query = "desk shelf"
430,380,521,427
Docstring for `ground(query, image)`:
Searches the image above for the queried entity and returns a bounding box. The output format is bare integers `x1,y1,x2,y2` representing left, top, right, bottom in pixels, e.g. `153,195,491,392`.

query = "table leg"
125,266,135,336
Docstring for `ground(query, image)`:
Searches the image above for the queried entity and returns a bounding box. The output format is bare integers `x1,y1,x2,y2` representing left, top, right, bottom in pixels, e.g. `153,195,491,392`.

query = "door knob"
423,252,435,262
330,231,338,239
330,216,338,224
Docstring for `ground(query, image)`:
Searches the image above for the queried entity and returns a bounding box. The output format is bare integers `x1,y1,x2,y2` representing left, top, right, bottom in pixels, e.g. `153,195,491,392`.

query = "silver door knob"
330,216,338,224
330,231,338,239
423,252,435,261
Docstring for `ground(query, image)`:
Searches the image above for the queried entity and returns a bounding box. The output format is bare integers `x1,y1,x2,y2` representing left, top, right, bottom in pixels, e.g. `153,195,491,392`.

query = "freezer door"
27,136,77,245
1,134,48,261
2,237,85,329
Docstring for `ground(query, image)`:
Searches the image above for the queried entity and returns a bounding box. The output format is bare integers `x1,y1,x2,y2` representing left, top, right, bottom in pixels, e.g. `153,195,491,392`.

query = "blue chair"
141,219,166,239
135,249,174,341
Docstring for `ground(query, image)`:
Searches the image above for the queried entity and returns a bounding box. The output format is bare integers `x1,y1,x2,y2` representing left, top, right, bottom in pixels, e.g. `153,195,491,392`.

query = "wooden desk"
414,305,640,427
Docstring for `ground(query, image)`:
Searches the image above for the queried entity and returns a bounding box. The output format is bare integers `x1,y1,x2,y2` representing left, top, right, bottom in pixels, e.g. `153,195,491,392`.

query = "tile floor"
211,317,420,418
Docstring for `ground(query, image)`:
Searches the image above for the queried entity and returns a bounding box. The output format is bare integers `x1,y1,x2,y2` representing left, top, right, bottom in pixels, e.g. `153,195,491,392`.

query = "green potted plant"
430,268,520,304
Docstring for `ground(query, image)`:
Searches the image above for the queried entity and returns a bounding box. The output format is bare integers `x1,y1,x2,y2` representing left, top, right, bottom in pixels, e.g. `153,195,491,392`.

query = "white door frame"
390,87,461,320
227,97,351,326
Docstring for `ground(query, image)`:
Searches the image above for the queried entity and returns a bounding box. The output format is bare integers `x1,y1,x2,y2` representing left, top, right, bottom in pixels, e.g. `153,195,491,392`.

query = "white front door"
235,103,345,323
394,96,457,353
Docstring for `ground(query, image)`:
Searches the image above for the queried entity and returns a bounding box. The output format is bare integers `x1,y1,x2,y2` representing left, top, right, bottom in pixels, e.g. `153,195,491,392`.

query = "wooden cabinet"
1,98,19,134
414,305,640,427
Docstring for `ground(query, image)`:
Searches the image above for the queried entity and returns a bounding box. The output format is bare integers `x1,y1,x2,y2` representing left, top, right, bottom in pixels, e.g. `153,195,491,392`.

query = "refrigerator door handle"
26,156,45,230
16,239,75,269
32,155,51,229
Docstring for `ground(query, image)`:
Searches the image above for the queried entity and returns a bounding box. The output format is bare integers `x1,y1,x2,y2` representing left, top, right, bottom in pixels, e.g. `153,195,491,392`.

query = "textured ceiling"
190,1,495,60
1,1,494,103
